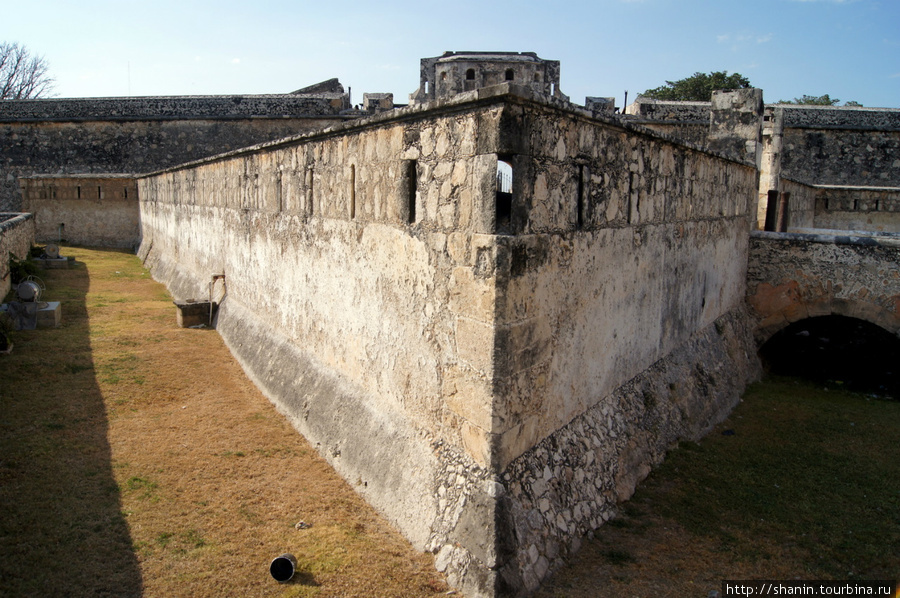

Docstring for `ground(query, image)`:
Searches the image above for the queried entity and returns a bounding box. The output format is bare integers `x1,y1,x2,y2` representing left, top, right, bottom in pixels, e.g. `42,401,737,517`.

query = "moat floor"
2,246,898,598
0,246,447,598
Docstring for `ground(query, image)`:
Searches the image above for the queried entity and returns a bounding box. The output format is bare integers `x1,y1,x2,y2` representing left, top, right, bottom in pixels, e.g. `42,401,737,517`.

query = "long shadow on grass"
0,255,142,596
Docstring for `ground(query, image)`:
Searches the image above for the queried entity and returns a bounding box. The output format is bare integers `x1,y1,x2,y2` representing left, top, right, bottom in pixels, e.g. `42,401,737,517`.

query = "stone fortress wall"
19,175,139,248
3,51,899,597
628,98,900,232
137,83,760,596
0,86,357,214
0,212,35,299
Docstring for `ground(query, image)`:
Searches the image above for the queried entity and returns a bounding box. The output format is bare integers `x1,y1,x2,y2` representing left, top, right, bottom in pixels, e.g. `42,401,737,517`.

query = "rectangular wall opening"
401,159,418,224
350,164,356,219
496,156,513,232
577,164,586,229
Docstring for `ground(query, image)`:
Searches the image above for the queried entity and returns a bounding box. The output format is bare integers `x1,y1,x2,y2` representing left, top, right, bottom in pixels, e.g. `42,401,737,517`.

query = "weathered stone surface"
0,94,356,212
20,175,139,248
136,87,763,596
0,212,35,299
747,231,900,343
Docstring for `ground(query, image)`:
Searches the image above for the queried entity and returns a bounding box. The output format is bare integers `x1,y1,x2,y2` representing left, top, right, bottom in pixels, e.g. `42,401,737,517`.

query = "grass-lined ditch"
2,246,897,597
0,246,447,597
536,378,900,597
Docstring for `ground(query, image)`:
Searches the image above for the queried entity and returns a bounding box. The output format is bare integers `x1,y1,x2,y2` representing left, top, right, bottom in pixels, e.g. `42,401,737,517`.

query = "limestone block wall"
780,178,817,230
747,231,900,344
482,99,760,593
138,88,761,597
20,175,139,248
138,97,511,596
0,212,35,299
779,106,900,187
814,186,900,233
0,94,355,212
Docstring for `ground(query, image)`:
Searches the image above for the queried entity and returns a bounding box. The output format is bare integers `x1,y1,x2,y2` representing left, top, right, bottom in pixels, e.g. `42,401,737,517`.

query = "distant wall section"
0,93,355,211
20,175,139,248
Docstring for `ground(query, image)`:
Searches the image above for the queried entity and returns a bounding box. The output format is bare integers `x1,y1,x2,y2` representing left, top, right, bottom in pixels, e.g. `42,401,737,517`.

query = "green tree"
778,94,862,107
641,71,751,102
0,42,55,100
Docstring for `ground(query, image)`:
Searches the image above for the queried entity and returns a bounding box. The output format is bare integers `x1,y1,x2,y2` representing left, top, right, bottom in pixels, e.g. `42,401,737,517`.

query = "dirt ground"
2,246,897,598
0,246,447,598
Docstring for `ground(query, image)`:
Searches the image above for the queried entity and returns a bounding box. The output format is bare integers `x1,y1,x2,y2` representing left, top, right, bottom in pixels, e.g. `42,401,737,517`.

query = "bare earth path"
0,246,448,598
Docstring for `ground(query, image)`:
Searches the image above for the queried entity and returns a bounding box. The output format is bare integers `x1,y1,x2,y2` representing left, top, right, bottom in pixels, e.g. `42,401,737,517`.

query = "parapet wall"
137,86,760,597
629,99,900,191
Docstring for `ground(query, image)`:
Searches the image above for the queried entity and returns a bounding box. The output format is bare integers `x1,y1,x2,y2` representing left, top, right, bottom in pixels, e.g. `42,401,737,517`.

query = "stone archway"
758,313,900,396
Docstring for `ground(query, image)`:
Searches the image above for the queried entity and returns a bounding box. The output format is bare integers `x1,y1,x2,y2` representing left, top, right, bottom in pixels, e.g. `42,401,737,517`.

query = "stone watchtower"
409,51,568,104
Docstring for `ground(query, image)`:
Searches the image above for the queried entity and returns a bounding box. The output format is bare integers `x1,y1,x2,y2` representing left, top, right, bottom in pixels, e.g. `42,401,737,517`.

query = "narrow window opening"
307,168,315,216
124,187,128,199
276,172,283,213
577,165,586,229
350,164,356,219
402,159,418,224
496,158,513,232
424,81,429,94
77,185,81,199
98,185,102,199
626,172,635,224
764,189,780,232
505,69,515,81
853,198,859,211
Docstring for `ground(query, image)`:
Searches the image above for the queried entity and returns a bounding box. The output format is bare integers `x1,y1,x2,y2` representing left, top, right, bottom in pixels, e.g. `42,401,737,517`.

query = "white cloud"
231,58,241,65
757,33,773,44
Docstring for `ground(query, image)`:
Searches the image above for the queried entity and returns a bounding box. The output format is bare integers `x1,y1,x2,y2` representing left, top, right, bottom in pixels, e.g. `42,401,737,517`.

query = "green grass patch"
639,376,900,578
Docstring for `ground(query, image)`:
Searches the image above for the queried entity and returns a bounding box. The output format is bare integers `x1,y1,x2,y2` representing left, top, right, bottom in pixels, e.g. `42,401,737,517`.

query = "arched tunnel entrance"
759,315,900,398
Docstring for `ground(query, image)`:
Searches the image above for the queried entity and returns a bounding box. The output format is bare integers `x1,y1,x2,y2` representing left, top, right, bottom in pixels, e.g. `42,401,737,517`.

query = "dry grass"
4,246,899,598
0,246,448,598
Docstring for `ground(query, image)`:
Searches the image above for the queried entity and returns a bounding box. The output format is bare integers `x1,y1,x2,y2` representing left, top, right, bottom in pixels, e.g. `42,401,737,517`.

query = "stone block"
174,300,211,328
37,301,61,328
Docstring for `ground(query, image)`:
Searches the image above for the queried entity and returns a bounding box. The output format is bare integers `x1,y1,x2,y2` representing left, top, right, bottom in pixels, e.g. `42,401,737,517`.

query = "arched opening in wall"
759,315,900,398
496,158,513,233
505,69,515,82
465,68,477,92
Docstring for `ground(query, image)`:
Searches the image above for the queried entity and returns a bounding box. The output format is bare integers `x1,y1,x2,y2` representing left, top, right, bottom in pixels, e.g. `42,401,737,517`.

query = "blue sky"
2,0,898,108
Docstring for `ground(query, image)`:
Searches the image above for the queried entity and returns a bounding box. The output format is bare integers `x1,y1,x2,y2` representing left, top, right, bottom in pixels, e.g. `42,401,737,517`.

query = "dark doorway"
759,315,900,398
